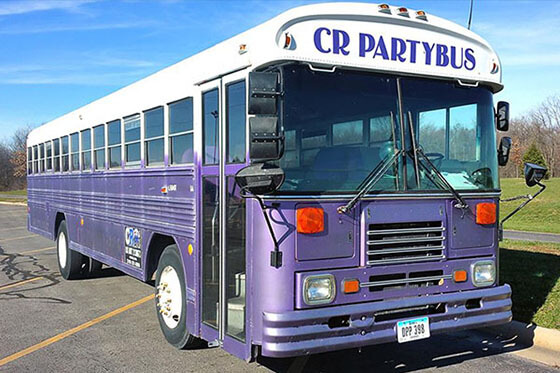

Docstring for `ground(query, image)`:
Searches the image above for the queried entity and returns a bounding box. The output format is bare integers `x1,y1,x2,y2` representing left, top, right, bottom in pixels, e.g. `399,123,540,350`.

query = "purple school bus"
26,2,546,362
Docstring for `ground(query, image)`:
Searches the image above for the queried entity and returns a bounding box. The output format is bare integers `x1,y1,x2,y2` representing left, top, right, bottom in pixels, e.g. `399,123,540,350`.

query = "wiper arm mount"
337,149,403,214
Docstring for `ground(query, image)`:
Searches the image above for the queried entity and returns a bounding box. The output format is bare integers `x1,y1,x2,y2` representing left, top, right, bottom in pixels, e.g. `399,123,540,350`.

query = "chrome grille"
367,221,445,265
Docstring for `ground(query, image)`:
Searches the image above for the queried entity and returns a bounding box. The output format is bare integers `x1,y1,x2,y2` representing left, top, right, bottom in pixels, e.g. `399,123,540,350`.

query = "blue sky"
1,0,559,142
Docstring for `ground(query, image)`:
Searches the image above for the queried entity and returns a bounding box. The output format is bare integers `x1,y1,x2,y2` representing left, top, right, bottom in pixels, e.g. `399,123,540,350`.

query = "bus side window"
124,114,141,166
332,120,363,146
203,90,219,165
81,129,92,171
108,120,122,169
33,145,38,173
39,143,45,173
144,107,164,166
45,141,52,171
53,138,60,172
70,132,79,171
93,124,105,170
27,147,31,175
226,81,246,164
169,98,194,165
61,136,69,172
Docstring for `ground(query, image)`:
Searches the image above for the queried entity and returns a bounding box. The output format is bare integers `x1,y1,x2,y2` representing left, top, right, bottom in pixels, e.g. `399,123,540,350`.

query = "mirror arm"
499,181,546,240
241,190,282,268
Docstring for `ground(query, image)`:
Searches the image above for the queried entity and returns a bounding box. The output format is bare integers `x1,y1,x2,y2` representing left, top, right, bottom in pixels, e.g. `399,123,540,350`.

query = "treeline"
0,127,30,191
499,95,560,178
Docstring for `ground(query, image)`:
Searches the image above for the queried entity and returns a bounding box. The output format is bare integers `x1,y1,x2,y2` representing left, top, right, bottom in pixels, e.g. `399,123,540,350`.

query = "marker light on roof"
491,60,500,74
283,32,294,49
378,4,391,14
416,10,427,20
397,7,409,16
238,44,247,55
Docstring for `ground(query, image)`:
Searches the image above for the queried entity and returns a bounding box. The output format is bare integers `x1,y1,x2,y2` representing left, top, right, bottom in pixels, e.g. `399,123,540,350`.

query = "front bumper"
261,284,511,358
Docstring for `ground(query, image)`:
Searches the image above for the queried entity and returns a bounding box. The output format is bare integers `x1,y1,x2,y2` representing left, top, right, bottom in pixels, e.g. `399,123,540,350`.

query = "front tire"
155,244,199,349
56,221,87,280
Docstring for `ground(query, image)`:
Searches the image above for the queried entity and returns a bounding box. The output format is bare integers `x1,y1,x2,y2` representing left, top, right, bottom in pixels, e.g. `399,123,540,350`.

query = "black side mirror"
524,162,547,187
497,136,512,166
235,163,285,195
249,117,284,161
248,72,281,115
496,101,510,132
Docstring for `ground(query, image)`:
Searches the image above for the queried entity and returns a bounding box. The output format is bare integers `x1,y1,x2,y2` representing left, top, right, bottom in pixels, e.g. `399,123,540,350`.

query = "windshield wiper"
414,149,469,209
337,149,403,214
405,111,468,209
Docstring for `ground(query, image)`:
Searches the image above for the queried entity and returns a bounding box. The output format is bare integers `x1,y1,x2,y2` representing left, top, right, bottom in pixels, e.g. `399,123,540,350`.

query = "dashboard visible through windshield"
276,64,499,194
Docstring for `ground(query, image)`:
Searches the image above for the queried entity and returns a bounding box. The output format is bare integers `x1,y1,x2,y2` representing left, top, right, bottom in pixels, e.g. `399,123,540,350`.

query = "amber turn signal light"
297,207,325,234
476,202,496,225
453,270,468,283
343,279,360,294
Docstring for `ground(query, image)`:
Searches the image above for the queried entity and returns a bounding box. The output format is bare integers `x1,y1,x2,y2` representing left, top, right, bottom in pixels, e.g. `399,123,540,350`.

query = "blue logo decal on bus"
313,27,476,71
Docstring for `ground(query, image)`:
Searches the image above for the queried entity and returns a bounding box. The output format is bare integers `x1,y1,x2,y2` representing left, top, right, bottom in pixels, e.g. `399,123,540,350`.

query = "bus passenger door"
199,70,249,358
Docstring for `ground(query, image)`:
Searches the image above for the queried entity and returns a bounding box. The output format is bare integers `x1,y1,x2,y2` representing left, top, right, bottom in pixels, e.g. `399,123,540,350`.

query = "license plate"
396,317,430,343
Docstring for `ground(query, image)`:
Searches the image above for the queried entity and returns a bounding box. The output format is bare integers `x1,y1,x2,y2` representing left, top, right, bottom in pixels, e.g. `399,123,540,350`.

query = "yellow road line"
0,277,44,291
0,235,35,242
0,294,155,367
20,246,55,255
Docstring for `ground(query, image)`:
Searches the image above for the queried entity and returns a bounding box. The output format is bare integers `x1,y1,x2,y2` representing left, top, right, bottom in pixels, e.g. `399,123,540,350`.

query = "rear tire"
56,221,87,280
155,244,199,349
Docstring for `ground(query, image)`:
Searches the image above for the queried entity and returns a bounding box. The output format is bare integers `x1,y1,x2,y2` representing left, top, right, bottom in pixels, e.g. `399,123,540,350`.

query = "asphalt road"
0,204,557,373
504,230,560,243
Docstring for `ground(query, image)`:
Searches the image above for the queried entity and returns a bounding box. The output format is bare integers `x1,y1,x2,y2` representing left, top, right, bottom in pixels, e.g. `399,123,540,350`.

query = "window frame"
123,114,141,167
61,136,69,172
93,124,106,171
39,143,45,173
168,97,195,166
107,119,122,170
70,132,80,172
225,80,247,164
143,106,165,167
53,138,61,172
81,129,92,172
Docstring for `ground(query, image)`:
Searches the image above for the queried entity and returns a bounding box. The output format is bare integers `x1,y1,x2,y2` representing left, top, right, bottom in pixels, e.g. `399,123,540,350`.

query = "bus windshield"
277,64,499,194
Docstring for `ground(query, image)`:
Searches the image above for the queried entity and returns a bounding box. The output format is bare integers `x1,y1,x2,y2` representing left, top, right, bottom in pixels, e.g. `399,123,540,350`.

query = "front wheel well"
54,212,66,238
146,233,176,282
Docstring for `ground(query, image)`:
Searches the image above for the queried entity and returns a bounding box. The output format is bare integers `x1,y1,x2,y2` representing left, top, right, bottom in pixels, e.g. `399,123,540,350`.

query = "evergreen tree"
522,142,549,179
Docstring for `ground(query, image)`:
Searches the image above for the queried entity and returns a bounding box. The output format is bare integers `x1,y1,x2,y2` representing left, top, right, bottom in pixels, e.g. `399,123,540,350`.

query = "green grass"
0,189,27,196
500,178,560,234
500,239,560,330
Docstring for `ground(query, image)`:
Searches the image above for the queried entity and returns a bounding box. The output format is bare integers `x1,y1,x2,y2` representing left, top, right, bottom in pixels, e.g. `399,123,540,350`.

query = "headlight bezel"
471,260,496,287
303,274,336,305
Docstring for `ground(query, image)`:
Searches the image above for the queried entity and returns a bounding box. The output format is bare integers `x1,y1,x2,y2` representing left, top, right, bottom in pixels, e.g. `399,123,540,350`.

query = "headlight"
303,274,336,305
472,260,496,287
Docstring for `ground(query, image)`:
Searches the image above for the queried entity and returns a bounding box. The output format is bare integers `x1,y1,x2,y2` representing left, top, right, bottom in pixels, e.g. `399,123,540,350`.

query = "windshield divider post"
396,78,407,191
390,111,400,191
407,111,421,187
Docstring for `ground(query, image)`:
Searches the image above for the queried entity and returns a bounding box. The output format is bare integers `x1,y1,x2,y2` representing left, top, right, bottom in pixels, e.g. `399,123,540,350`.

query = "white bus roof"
28,2,502,146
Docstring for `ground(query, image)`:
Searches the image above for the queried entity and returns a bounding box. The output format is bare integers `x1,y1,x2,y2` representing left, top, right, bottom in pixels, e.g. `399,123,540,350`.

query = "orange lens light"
379,4,390,9
398,7,408,13
476,202,497,225
343,279,360,294
297,207,325,234
453,270,468,283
